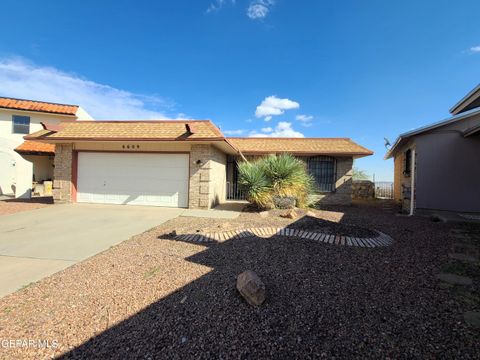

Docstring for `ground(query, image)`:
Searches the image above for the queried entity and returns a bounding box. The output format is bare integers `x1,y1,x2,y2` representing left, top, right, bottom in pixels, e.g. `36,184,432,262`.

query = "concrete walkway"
0,203,183,298
181,201,246,219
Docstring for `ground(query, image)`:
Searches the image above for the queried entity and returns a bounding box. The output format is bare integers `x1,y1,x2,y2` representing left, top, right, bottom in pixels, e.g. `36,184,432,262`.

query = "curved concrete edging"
175,227,393,248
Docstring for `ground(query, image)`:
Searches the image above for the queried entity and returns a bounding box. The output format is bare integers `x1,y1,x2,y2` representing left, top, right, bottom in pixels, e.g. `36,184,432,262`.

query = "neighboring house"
24,120,373,209
0,97,93,198
386,84,480,214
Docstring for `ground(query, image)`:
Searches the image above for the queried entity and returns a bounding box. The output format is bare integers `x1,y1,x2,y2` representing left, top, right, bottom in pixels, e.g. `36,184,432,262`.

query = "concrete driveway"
0,203,184,298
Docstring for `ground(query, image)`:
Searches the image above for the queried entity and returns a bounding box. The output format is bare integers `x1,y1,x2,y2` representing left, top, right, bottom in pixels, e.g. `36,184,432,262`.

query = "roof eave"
15,149,55,156
385,106,480,159
23,136,227,142
0,106,78,117
449,84,480,115
240,151,373,157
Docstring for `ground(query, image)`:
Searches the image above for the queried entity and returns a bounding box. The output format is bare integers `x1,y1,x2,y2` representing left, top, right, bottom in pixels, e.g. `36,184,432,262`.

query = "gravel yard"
0,201,479,359
0,197,52,216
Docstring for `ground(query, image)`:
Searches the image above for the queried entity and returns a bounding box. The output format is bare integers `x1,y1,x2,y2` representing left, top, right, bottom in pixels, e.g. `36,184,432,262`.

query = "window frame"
306,156,337,193
403,149,412,177
12,115,31,134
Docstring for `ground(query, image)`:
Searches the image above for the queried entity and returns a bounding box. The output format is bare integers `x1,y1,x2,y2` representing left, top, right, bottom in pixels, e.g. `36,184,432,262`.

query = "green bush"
238,154,314,209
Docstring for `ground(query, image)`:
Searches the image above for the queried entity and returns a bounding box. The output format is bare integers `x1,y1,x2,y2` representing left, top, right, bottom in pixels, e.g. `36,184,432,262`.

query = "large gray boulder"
236,270,266,306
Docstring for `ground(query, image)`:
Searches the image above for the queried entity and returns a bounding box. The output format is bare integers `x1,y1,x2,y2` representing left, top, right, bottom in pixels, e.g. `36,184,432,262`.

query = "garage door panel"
77,152,189,208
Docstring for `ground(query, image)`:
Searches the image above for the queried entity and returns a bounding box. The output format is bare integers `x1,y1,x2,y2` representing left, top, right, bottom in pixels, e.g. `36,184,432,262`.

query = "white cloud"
296,114,314,127
255,95,300,121
296,114,313,122
223,129,245,135
247,0,275,20
250,121,304,138
261,126,273,132
0,57,184,120
470,45,480,53
206,0,235,13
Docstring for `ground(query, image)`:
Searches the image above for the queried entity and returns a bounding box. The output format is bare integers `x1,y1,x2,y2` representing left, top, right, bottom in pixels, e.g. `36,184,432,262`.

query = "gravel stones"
1,201,479,358
236,270,266,306
464,311,480,328
448,253,479,263
436,273,473,286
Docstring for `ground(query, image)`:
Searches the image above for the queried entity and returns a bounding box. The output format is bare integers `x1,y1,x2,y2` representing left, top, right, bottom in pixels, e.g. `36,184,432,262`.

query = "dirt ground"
0,200,478,359
0,197,52,216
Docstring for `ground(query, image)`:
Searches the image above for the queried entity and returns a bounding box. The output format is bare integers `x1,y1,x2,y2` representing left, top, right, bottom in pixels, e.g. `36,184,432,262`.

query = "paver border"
175,227,393,248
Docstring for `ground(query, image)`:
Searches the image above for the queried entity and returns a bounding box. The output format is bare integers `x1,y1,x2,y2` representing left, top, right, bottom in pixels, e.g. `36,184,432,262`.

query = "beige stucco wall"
209,146,226,207
23,155,54,182
0,109,77,197
73,141,191,152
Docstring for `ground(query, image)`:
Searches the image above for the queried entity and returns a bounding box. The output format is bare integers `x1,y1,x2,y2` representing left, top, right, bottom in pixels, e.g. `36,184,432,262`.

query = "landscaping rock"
236,270,266,306
280,209,298,219
436,273,473,286
464,311,480,328
273,196,296,209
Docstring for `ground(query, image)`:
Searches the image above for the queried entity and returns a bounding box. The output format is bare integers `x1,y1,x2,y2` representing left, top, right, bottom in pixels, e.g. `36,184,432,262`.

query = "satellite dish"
384,137,391,149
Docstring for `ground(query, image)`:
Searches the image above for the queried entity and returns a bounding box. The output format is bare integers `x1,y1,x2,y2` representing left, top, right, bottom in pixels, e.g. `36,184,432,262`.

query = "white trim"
449,83,480,115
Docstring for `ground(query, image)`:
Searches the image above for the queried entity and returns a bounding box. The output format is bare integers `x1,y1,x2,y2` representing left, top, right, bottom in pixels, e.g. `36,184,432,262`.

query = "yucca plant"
237,161,273,209
262,154,314,207
237,154,314,209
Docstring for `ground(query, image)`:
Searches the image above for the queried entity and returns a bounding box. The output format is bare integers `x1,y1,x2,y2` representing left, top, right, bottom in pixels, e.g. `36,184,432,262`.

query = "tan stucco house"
21,119,372,209
0,97,92,198
386,83,480,214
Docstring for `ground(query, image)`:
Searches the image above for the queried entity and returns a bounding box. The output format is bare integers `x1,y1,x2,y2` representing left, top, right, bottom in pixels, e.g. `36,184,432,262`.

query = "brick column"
189,144,212,209
53,144,73,203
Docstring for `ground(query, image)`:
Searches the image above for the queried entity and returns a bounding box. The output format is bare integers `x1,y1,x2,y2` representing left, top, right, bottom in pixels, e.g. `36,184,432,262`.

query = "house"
0,97,92,198
22,120,373,209
385,84,480,214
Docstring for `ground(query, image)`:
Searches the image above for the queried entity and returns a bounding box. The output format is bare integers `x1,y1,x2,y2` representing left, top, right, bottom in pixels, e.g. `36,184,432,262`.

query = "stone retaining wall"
352,180,374,200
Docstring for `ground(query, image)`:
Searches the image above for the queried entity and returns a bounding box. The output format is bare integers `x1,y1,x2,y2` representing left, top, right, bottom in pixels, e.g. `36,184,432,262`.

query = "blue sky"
0,0,479,180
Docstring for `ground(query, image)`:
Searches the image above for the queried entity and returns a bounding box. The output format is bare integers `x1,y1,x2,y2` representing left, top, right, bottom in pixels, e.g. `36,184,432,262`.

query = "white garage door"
77,152,189,207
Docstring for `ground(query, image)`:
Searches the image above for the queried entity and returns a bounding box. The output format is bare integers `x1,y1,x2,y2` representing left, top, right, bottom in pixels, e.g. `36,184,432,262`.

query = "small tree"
352,167,369,180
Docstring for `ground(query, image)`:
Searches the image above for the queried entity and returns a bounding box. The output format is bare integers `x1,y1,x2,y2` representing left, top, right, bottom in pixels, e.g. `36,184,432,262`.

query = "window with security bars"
307,156,336,192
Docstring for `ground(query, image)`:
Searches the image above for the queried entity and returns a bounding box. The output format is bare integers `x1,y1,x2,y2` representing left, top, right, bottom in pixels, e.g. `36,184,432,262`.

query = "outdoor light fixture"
195,159,203,165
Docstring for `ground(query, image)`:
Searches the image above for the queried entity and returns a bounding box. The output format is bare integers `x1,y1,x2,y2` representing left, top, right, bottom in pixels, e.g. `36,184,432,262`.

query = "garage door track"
0,203,183,298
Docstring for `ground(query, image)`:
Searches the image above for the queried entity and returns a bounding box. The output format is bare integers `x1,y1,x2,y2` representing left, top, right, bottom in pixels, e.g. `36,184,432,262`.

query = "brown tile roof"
15,141,55,155
0,97,78,116
25,120,224,141
227,137,373,157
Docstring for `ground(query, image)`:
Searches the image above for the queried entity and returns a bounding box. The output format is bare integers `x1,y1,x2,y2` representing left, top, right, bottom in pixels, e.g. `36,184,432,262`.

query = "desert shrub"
238,154,314,209
237,161,273,209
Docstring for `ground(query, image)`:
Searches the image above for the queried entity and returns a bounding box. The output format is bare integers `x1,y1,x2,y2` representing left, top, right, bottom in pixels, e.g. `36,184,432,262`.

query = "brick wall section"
393,152,403,201
189,144,227,209
53,144,73,203
393,144,417,212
